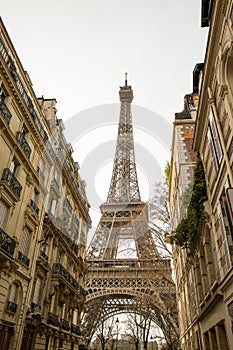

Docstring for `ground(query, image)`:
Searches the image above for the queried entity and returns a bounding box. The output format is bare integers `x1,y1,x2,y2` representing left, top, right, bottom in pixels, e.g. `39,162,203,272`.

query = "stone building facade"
169,84,200,349
0,18,91,350
169,1,233,349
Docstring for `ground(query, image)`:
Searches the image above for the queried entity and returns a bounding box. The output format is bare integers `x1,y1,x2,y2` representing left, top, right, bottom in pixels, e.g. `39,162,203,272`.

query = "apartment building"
0,18,91,350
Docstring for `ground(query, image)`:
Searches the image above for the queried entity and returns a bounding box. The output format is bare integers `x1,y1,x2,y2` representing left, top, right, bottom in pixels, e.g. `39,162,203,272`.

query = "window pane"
0,199,8,228
20,227,31,256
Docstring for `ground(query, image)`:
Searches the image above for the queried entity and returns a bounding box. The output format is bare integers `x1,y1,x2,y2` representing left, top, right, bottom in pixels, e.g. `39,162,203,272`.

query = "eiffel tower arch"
83,76,179,346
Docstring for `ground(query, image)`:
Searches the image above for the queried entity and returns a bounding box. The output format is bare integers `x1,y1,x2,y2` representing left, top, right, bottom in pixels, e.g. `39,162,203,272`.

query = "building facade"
0,18,91,350
169,1,233,349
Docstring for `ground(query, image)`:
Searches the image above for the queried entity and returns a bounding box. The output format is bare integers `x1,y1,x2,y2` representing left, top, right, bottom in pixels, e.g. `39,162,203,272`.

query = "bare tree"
124,311,152,350
95,318,116,350
148,182,172,257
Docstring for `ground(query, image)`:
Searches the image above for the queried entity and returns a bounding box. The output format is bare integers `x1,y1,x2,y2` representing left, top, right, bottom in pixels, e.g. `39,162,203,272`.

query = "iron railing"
18,251,30,267
0,228,16,257
60,318,70,331
71,324,81,335
6,301,17,313
1,168,22,198
52,263,87,298
17,132,31,159
40,250,48,261
0,96,12,124
30,199,39,215
47,312,60,327
0,38,49,143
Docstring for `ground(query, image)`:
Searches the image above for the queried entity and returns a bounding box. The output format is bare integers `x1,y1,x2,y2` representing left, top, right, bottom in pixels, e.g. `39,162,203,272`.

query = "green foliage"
164,161,171,188
172,156,207,247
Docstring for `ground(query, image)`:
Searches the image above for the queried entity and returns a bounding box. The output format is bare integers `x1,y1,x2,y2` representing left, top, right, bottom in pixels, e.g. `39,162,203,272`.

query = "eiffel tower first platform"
83,76,179,346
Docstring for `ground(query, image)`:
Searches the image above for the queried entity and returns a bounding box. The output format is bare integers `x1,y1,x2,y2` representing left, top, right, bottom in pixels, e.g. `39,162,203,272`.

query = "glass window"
20,227,31,256
0,199,9,228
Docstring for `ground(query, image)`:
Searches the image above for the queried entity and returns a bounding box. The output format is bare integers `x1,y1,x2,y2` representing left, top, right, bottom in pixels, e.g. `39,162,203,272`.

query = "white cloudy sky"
1,1,208,231
1,0,208,121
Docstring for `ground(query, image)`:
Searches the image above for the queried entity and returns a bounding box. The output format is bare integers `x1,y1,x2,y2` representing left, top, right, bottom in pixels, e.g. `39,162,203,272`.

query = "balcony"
1,168,22,199
71,324,81,335
6,301,17,314
18,251,30,267
52,263,87,298
0,97,12,125
60,318,70,331
40,250,48,261
31,302,41,313
17,132,31,159
47,312,60,327
30,199,39,215
0,228,16,258
0,38,49,144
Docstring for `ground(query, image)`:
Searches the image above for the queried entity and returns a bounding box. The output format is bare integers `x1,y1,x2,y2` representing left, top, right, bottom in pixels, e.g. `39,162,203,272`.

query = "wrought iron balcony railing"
0,38,49,144
47,312,60,327
18,251,30,267
40,250,48,261
0,228,16,258
71,324,81,335
58,150,91,222
31,302,41,313
30,199,39,215
60,318,70,331
1,168,22,198
17,132,31,159
6,301,17,314
0,96,12,125
64,234,79,255
52,263,87,298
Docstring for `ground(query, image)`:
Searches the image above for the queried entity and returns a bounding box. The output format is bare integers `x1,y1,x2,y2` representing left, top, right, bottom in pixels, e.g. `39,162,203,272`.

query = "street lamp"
116,317,119,350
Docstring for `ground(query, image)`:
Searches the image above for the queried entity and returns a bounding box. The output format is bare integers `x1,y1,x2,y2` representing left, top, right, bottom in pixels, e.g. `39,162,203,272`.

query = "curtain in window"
9,283,17,303
20,227,31,256
0,199,8,228
33,277,42,305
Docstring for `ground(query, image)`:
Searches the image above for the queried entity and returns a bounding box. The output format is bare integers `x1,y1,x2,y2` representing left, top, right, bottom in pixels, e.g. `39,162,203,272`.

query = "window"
6,282,19,313
32,277,42,305
207,108,223,174
0,199,9,228
9,158,19,175
50,199,57,216
9,283,17,303
20,226,32,257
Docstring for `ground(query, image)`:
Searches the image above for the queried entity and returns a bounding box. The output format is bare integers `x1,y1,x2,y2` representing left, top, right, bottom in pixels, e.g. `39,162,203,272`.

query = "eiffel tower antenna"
125,72,128,86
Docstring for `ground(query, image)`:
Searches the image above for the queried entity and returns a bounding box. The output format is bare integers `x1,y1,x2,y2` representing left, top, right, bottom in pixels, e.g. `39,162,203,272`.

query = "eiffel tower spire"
107,74,141,203
88,77,158,260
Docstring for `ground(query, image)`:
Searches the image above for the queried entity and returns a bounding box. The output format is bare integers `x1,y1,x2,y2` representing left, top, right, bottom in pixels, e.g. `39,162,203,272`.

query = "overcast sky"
1,0,208,121
1,1,209,232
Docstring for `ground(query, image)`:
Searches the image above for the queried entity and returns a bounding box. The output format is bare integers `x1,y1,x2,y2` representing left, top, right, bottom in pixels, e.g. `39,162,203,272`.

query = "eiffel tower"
83,76,178,346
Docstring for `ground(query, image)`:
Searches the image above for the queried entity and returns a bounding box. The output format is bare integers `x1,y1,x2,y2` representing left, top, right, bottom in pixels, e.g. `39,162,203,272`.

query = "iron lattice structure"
84,77,178,346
